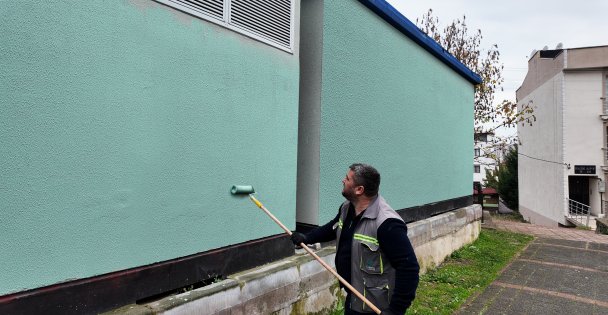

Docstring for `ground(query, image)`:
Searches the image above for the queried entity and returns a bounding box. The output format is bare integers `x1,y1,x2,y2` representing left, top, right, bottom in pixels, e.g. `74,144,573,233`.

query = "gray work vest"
335,195,404,313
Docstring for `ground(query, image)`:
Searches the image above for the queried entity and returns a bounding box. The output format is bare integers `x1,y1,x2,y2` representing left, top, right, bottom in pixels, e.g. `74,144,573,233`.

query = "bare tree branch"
417,9,535,164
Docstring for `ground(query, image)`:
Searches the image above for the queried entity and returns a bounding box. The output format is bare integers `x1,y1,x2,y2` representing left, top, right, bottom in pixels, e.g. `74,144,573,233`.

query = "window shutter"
169,0,224,20
230,0,292,49
156,0,293,52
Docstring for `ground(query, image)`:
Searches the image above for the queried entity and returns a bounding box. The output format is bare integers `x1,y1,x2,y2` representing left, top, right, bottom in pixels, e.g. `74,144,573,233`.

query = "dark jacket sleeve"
378,218,420,314
304,207,340,244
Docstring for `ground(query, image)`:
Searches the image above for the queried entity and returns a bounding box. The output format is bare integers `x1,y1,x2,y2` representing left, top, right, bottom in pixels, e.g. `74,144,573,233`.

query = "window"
474,165,481,173
604,74,608,114
156,0,293,52
606,125,608,161
474,133,488,142
474,148,480,157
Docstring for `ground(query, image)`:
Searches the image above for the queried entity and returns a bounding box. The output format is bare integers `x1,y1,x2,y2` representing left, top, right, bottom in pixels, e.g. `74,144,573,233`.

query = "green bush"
596,218,608,235
498,146,518,210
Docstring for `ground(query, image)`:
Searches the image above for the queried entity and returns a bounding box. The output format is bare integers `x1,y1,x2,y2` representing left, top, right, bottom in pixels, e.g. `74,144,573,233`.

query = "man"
291,163,419,315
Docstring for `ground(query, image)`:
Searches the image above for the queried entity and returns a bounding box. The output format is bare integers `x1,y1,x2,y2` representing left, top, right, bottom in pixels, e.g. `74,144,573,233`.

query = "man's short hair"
349,163,381,197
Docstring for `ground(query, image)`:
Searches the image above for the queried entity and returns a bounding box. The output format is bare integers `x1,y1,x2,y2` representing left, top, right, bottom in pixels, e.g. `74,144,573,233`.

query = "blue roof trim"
358,0,482,85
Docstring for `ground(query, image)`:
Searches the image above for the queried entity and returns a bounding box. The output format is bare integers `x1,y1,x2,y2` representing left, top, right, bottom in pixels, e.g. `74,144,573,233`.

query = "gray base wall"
105,204,482,315
519,205,566,227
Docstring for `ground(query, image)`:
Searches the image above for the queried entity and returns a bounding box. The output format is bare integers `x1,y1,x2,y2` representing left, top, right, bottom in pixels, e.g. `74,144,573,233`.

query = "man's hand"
290,232,308,245
381,309,399,315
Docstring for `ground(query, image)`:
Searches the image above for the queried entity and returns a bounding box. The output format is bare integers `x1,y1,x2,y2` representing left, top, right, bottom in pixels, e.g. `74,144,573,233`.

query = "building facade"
297,0,480,227
474,132,501,185
1,0,301,311
517,45,608,227
1,0,479,313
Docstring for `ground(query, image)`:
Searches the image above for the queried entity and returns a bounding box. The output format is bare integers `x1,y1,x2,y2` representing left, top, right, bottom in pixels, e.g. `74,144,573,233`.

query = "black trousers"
344,294,367,315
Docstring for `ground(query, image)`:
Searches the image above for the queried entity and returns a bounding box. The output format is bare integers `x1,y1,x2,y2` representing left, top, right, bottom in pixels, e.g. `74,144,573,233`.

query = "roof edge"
358,0,482,85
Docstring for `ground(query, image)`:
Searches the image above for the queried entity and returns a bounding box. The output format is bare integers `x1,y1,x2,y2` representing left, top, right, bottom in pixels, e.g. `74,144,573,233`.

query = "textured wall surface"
296,0,324,226
316,2,474,223
518,72,565,226
0,0,299,295
564,71,604,216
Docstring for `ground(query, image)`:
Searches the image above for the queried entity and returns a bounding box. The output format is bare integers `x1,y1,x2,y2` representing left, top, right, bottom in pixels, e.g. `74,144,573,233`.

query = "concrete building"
1,1,480,313
473,132,506,207
474,132,502,185
1,1,301,312
297,0,480,229
517,45,608,227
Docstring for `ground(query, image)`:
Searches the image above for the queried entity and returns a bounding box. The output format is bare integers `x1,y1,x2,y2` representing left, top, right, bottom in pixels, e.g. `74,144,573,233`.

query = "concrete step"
565,215,597,230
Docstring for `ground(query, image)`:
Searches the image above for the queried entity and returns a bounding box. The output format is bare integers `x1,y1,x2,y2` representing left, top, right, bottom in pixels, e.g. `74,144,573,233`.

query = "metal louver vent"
169,0,224,20
156,0,292,52
230,0,292,49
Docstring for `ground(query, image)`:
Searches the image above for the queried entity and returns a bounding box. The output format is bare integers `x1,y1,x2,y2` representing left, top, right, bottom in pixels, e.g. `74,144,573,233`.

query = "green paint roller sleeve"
231,185,255,194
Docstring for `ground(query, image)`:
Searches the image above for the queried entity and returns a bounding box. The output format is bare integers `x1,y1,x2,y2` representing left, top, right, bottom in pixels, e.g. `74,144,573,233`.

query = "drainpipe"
599,178,605,216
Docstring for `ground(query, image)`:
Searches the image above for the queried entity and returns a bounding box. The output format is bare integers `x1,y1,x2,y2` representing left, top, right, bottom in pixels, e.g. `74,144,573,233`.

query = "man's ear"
355,185,365,196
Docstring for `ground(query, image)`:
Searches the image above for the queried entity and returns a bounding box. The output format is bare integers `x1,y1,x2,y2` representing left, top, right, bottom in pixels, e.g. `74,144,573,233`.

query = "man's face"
341,169,362,200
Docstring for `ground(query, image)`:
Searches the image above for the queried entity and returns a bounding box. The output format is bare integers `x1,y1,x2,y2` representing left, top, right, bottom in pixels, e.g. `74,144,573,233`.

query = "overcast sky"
386,0,608,135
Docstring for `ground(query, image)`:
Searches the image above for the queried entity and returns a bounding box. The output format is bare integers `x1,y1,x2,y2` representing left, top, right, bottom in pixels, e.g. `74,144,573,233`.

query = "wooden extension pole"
248,195,382,315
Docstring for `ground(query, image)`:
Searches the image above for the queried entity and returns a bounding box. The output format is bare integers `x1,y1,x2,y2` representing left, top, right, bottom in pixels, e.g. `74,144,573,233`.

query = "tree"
483,166,499,190
497,146,519,210
484,146,519,210
416,10,535,162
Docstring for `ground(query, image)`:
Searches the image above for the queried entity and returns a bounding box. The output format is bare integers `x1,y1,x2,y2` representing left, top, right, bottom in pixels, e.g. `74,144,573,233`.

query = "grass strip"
406,229,533,314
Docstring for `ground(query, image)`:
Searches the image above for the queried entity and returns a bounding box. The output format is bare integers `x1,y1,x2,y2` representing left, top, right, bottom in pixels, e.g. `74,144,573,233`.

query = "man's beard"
342,189,354,201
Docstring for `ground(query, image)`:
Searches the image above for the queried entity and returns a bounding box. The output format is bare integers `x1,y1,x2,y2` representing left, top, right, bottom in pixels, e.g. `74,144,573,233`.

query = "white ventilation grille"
230,0,292,49
155,0,293,52
168,0,224,20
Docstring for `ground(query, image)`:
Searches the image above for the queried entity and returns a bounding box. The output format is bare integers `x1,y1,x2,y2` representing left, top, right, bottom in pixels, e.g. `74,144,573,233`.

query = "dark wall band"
297,194,473,232
0,234,293,315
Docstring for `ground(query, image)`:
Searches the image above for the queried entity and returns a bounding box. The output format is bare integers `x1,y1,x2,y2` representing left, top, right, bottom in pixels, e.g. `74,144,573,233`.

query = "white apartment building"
474,132,509,186
517,45,608,227
474,132,495,184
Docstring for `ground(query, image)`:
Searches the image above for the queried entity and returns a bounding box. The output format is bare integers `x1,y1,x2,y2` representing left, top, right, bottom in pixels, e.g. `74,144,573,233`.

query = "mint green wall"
0,0,299,295
317,2,474,223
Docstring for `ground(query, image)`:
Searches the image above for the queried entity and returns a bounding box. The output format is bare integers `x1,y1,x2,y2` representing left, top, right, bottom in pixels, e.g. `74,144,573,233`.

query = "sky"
386,0,608,135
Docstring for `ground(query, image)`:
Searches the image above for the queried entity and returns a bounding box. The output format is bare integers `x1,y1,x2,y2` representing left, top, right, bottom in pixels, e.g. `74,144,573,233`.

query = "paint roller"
230,185,382,314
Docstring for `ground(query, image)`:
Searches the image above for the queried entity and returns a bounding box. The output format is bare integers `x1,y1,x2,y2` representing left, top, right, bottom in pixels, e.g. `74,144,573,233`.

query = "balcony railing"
567,198,591,227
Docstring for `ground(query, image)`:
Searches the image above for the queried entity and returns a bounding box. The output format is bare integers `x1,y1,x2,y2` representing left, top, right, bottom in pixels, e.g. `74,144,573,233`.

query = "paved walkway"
457,218,608,314
491,218,608,244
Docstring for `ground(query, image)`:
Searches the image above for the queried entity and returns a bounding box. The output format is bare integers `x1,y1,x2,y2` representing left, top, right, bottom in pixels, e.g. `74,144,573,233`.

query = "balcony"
601,97,608,120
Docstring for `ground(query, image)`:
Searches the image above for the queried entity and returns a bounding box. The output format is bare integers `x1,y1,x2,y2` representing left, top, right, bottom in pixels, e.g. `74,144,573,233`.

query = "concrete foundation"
519,205,565,227
105,204,482,315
